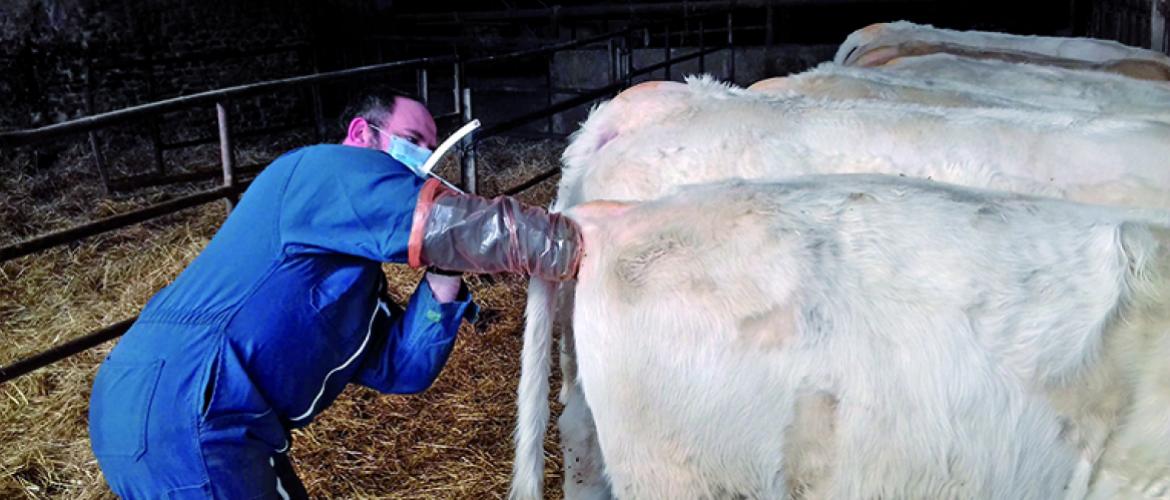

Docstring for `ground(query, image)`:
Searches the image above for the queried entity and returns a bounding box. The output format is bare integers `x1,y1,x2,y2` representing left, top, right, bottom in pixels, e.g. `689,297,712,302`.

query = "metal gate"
1087,0,1169,53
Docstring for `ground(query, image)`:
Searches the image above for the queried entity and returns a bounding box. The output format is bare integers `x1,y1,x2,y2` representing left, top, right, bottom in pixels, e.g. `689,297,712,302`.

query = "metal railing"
0,57,459,264
0,9,741,384
396,0,930,24
0,56,458,148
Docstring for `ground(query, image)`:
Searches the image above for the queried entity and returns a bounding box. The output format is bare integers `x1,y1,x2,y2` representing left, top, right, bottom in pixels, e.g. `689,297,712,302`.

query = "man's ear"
345,117,370,147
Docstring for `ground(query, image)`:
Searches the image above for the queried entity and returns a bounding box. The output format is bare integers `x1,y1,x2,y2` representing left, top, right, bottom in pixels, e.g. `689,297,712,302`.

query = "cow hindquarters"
1086,226,1170,499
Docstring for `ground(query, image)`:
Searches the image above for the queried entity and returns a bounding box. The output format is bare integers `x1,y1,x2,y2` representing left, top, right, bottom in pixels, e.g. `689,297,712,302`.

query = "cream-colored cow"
835,21,1170,81
750,54,1170,123
568,175,1170,499
511,76,1170,499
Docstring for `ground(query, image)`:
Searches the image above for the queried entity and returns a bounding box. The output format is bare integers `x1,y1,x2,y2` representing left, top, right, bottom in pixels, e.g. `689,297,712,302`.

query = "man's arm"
280,145,424,263
353,275,477,394
281,145,583,281
407,178,582,282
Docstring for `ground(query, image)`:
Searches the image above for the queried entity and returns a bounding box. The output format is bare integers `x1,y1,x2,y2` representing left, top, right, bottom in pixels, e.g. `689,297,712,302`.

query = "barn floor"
0,137,568,499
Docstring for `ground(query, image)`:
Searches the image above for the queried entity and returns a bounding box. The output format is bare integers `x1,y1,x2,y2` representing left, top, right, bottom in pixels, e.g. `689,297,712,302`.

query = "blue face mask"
369,124,433,176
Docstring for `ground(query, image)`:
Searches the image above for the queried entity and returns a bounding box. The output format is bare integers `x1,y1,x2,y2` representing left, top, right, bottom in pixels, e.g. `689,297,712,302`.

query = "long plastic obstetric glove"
408,178,583,282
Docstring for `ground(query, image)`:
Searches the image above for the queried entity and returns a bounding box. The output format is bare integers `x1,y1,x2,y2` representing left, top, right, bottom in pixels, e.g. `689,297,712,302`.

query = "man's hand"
425,271,462,303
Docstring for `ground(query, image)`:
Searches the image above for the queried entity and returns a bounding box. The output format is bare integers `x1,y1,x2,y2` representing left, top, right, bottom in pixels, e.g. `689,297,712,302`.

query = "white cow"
510,76,1170,499
750,62,1032,110
568,175,1170,499
750,54,1170,122
834,21,1170,81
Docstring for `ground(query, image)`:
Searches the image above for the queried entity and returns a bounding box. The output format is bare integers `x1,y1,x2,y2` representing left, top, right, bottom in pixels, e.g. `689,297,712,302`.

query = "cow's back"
569,78,1170,210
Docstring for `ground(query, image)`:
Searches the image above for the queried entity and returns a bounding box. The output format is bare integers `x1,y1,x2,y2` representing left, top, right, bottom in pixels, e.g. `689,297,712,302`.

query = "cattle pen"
4,0,1167,498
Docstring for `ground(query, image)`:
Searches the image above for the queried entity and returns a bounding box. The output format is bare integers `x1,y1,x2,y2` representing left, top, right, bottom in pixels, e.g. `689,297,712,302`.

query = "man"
88,87,581,499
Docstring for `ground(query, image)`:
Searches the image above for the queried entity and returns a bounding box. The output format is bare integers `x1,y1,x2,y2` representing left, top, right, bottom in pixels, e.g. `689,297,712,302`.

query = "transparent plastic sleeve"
408,179,582,282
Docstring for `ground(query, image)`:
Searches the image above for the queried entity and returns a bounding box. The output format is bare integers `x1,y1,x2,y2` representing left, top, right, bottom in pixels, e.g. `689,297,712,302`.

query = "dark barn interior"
1,0,1160,135
1,0,1167,498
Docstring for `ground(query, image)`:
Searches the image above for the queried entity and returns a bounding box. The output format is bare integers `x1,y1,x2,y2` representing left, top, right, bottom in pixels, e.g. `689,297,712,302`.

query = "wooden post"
149,122,166,175
550,5,561,41
1164,1,1170,55
309,47,326,142
142,41,165,176
310,84,326,142
82,48,114,193
459,88,477,194
416,67,430,105
765,1,775,49
1154,0,1167,53
453,61,464,118
88,132,111,196
1112,4,1122,42
614,36,623,83
623,34,634,86
217,101,238,213
546,54,554,133
613,37,622,83
664,23,672,80
699,18,706,74
135,13,166,177
726,11,735,84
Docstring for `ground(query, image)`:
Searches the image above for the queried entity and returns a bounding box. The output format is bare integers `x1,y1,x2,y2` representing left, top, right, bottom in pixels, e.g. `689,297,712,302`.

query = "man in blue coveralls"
88,86,583,499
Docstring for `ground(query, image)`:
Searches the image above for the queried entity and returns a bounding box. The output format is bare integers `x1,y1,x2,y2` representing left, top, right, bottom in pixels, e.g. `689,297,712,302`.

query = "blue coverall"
88,144,477,499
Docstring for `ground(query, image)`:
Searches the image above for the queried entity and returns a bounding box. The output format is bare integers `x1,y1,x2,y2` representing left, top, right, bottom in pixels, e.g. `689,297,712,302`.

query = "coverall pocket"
90,359,163,460
309,265,365,319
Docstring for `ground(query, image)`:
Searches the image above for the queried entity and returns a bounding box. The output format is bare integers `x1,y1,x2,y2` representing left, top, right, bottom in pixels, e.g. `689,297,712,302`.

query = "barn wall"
545,44,837,135
0,0,323,133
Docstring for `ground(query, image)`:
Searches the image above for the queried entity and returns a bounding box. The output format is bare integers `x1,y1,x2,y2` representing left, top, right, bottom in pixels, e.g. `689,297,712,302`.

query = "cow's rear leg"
557,282,613,499
594,441,715,500
560,382,612,499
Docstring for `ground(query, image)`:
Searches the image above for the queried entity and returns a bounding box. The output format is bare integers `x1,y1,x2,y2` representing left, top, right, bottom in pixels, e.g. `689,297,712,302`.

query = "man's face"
344,97,438,151
380,97,438,149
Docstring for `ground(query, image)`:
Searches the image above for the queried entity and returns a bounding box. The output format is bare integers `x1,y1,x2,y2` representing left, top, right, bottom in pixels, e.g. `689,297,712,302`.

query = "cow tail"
510,277,558,499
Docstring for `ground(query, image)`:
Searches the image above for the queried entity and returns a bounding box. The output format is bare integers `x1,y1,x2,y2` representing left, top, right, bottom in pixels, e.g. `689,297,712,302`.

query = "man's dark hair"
337,85,423,137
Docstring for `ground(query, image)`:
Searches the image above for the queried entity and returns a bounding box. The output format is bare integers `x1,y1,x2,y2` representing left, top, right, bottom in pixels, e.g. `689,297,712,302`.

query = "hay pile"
1,136,567,498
